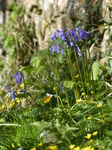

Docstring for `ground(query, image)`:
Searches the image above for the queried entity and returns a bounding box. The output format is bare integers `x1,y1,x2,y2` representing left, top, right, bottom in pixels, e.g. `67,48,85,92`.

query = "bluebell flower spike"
14,71,23,84
12,90,15,101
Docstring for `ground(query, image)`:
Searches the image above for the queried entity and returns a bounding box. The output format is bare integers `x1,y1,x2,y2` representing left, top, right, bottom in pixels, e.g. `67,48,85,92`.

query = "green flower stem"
58,96,64,108
56,89,60,108
23,75,29,109
67,54,79,98
73,49,85,92
54,60,60,108
65,89,71,117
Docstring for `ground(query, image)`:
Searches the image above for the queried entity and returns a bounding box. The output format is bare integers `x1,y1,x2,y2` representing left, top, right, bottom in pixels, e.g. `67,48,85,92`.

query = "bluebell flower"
61,49,64,55
59,82,62,89
44,131,47,138
56,45,60,53
4,85,10,90
59,82,64,93
83,31,90,39
76,45,82,57
62,87,64,93
70,29,74,37
50,44,55,54
74,31,79,42
70,41,74,50
76,28,90,40
12,90,15,101
51,30,59,40
14,71,23,84
59,31,66,41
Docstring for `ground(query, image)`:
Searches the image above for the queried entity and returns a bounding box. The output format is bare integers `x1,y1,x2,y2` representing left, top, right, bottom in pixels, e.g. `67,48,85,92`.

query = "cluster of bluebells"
10,71,23,100
50,28,90,55
14,71,23,84
4,71,23,101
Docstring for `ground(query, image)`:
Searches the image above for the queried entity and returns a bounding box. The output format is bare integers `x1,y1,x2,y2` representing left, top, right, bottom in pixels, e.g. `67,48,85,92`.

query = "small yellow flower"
92,131,98,136
75,74,79,78
38,142,42,147
17,143,20,146
0,91,2,95
98,119,104,124
97,103,102,108
81,92,85,96
48,145,57,150
12,143,15,148
74,146,80,150
43,96,51,103
87,115,93,120
69,144,75,149
20,83,24,88
76,99,82,104
53,87,57,91
0,104,5,111
89,139,93,143
9,101,15,108
81,146,94,150
88,99,94,104
31,147,36,150
16,98,21,103
85,133,91,139
100,114,105,119
65,99,68,103
91,91,94,94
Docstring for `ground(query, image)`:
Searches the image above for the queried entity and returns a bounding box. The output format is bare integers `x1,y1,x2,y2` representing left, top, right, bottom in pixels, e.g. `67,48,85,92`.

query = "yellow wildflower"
17,143,20,147
0,104,5,111
91,91,94,94
69,144,75,149
85,133,91,139
98,119,104,124
48,145,57,150
16,98,21,103
100,114,105,119
87,115,93,120
0,91,2,95
65,99,68,103
43,96,51,103
92,131,98,136
75,74,79,78
88,99,94,104
81,146,94,150
76,99,82,104
74,146,80,150
89,139,93,143
12,143,15,148
53,87,57,91
9,101,15,108
31,147,36,150
38,142,42,147
97,103,102,108
81,92,85,96
20,83,24,88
